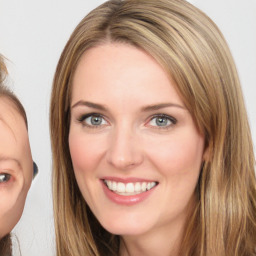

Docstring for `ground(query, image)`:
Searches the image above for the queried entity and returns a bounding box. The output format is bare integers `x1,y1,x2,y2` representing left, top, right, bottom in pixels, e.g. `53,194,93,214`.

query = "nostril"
107,157,136,169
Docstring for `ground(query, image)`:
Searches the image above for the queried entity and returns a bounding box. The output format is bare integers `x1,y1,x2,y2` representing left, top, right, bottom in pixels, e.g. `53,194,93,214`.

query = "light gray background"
0,0,255,255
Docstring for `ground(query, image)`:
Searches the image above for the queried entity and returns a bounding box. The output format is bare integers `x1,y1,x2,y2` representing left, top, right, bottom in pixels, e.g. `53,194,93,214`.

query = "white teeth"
134,182,141,192
104,180,157,195
106,180,111,188
117,182,125,193
126,183,134,193
112,181,117,191
141,182,147,192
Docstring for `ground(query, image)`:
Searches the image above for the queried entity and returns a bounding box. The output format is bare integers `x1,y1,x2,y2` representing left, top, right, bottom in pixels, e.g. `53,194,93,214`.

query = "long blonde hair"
50,0,256,255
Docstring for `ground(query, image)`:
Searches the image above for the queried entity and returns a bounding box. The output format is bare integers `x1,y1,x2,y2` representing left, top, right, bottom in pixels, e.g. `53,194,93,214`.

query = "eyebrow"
71,100,107,111
0,156,22,169
71,100,185,112
141,103,185,112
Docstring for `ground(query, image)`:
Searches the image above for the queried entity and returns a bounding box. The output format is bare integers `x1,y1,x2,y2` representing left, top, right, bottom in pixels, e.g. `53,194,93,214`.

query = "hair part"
50,0,256,255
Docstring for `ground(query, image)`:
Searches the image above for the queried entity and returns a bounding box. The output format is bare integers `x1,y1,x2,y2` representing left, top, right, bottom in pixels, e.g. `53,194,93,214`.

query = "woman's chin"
100,218,153,237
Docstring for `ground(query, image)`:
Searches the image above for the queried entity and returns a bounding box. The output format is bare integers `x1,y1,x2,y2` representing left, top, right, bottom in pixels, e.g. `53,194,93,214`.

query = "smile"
103,179,158,196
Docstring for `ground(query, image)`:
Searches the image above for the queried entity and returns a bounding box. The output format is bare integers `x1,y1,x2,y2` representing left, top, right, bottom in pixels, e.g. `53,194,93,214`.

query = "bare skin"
69,43,205,256
0,97,33,238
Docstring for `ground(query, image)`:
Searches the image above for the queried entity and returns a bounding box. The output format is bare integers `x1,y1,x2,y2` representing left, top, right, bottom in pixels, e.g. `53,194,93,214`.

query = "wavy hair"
50,0,256,255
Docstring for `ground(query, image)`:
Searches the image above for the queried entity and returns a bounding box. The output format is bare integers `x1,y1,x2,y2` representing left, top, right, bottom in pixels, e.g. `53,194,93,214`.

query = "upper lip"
101,176,158,183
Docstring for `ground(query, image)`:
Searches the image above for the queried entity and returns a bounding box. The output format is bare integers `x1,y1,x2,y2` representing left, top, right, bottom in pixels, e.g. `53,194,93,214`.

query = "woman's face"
69,43,205,238
0,97,33,238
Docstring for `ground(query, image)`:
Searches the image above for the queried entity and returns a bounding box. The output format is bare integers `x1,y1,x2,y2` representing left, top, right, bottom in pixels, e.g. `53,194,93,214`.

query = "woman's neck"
118,195,197,256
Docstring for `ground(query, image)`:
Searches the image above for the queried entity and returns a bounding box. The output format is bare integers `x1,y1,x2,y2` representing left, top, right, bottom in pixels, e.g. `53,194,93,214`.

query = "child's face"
0,97,33,238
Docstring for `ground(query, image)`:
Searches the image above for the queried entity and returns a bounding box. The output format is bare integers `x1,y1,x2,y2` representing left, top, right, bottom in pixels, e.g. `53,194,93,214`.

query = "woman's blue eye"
0,173,11,183
148,115,176,128
81,114,107,127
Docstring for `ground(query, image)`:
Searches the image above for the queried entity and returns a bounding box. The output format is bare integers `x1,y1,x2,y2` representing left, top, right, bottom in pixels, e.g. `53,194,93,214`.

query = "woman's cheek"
145,134,204,175
69,133,105,173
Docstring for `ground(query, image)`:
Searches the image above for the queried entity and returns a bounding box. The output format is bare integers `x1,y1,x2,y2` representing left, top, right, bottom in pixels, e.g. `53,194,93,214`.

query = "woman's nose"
106,127,143,170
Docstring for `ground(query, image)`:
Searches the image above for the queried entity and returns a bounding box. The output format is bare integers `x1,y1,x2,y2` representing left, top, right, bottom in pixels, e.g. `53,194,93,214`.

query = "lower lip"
101,181,157,206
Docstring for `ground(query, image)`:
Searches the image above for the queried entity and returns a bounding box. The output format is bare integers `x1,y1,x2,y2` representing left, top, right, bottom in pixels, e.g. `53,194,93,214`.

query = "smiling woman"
0,55,37,256
50,0,256,255
68,44,205,248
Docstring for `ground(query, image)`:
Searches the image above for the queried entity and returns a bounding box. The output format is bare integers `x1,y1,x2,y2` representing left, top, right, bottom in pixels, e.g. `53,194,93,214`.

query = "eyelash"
0,173,11,184
77,113,177,130
147,114,177,129
77,113,108,128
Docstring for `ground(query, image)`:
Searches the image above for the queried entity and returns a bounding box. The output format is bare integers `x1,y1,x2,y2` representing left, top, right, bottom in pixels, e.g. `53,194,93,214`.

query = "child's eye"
0,173,11,183
148,115,176,128
78,114,108,127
